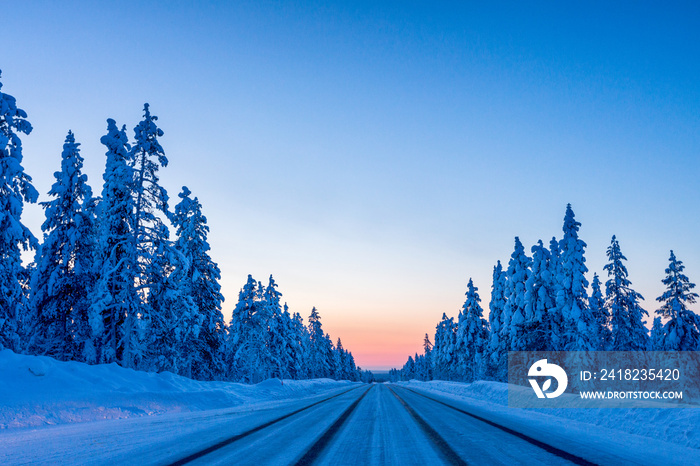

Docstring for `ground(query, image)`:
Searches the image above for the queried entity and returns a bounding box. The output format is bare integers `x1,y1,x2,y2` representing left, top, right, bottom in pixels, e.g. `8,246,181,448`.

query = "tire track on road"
167,384,367,465
294,384,374,465
394,386,596,466
387,386,468,466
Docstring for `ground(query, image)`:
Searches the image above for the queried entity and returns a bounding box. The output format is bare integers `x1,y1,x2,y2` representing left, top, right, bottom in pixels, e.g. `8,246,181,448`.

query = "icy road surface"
2,383,699,465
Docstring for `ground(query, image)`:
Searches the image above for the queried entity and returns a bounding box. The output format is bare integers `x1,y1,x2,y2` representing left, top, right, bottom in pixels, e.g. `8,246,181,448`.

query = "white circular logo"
528,359,568,399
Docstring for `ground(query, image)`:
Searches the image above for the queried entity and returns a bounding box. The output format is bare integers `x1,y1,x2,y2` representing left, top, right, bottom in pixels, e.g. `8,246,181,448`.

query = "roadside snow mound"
0,349,356,430
402,379,700,449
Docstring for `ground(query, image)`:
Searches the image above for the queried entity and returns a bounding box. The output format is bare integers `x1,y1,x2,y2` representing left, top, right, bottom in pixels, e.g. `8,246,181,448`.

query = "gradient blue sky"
4,1,699,369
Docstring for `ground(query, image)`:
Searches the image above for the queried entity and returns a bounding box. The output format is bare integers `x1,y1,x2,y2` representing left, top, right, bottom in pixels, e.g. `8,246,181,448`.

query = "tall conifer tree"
130,104,173,368
0,70,38,351
455,278,488,381
504,237,531,351
588,273,609,350
433,313,457,380
307,307,334,378
556,205,595,350
655,251,699,351
171,186,226,379
488,261,507,380
90,119,139,365
31,131,96,360
522,240,556,350
605,235,648,350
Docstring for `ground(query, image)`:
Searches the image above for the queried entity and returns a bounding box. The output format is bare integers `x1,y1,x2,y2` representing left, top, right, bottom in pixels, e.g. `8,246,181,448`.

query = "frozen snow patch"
27,359,49,376
257,378,284,389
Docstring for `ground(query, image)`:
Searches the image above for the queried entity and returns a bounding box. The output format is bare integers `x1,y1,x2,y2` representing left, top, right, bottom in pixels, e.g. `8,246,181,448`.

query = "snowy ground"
2,351,699,465
398,379,700,450
0,349,357,430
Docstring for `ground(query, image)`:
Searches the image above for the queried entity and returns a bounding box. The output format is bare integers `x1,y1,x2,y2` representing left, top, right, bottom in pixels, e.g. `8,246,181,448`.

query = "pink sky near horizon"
323,316,431,371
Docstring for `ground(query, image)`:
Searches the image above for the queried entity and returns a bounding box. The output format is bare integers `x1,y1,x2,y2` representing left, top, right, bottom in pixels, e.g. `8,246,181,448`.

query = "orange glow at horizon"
337,330,424,371
321,307,452,371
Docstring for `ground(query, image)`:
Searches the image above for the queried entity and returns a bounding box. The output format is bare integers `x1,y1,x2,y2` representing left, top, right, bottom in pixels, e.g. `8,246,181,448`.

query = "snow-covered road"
4,382,700,465
388,386,580,465
0,384,589,465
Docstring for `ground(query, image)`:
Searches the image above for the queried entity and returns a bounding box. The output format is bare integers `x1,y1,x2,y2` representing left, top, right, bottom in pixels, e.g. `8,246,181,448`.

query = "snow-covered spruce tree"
146,226,201,377
556,204,596,351
0,71,39,352
171,186,226,380
279,306,298,379
224,275,250,382
649,317,664,351
422,333,433,381
428,328,438,380
413,353,424,381
360,369,375,383
604,235,648,351
454,308,466,377
547,237,564,350
402,335,432,381
455,278,488,381
655,251,700,351
90,119,140,365
130,104,173,369
307,307,332,378
226,275,260,381
131,104,169,256
403,355,415,380
388,368,398,382
432,313,457,380
454,291,469,379
413,353,425,380
323,331,337,378
487,261,507,381
340,341,356,380
522,240,557,351
588,273,610,350
265,275,290,379
344,350,360,381
334,338,347,380
504,237,531,352
30,131,97,361
241,277,273,382
289,310,308,379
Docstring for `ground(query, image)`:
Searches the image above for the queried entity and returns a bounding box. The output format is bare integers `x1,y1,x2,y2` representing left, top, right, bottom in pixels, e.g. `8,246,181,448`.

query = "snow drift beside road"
0,349,356,430
400,379,700,450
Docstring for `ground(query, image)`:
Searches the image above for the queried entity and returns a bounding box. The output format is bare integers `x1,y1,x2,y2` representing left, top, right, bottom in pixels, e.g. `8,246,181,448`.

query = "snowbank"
399,379,700,450
0,349,356,430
